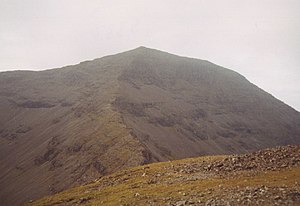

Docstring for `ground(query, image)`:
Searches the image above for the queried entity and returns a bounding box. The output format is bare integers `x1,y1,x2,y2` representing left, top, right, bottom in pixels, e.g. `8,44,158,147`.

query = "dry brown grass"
29,154,300,206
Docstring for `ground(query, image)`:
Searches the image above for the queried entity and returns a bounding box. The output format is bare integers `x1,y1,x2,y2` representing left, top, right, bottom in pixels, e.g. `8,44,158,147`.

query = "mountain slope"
0,52,152,206
114,47,300,160
0,47,300,205
29,145,300,206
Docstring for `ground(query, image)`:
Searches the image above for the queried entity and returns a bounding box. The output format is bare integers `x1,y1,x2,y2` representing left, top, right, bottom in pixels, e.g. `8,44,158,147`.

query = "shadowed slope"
113,47,300,161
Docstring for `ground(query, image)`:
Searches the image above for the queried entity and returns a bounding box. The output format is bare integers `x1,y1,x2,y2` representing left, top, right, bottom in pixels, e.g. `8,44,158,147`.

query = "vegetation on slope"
30,145,300,206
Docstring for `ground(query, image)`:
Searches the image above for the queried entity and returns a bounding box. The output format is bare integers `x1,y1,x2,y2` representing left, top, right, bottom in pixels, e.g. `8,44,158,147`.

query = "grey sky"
0,0,300,111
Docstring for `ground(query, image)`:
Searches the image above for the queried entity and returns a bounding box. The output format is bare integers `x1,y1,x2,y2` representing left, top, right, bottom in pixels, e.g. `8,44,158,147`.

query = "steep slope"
0,47,300,205
29,145,300,206
0,52,152,206
114,47,300,160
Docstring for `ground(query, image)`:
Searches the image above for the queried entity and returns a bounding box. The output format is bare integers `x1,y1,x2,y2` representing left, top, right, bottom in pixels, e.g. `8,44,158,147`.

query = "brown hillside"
29,145,300,206
114,47,300,160
0,47,300,205
0,52,151,206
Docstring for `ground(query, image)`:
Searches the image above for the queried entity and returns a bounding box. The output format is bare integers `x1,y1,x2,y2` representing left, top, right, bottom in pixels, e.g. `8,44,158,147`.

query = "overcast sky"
0,0,299,111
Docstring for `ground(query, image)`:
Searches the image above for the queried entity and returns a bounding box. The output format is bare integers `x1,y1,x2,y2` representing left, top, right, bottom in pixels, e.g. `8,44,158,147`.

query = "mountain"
30,145,300,206
0,47,300,205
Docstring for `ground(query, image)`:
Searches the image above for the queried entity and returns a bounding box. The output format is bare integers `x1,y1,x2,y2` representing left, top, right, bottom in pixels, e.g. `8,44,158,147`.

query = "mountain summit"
0,47,300,205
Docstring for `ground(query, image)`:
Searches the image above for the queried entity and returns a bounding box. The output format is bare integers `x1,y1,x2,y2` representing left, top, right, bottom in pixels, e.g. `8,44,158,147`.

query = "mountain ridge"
0,47,299,205
1,45,298,113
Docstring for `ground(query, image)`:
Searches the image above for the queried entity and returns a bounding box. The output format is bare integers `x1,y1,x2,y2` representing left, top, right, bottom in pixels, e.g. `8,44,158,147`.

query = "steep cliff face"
0,47,299,205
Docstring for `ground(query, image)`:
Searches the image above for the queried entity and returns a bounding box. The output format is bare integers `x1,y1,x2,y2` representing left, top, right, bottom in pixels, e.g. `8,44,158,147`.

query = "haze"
0,0,299,111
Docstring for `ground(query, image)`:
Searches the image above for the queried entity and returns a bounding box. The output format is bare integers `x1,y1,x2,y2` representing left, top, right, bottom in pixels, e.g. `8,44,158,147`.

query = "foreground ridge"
30,145,300,206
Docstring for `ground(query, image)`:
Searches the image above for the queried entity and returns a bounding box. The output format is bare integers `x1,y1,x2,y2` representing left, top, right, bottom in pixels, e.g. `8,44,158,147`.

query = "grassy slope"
29,151,300,206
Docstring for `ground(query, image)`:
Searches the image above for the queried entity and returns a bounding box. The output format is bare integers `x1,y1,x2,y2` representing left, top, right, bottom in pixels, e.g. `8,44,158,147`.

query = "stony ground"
29,145,300,206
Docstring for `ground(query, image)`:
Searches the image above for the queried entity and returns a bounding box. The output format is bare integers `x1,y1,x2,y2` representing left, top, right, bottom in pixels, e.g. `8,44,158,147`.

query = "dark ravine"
0,47,300,205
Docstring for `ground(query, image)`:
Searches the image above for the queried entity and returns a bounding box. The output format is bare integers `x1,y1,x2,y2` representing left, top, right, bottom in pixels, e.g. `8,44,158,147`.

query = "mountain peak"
1,47,300,206
130,46,157,53
124,46,175,59
136,46,148,49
